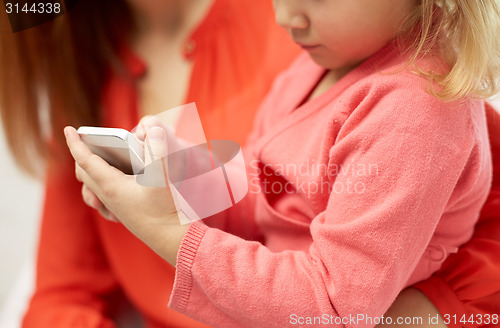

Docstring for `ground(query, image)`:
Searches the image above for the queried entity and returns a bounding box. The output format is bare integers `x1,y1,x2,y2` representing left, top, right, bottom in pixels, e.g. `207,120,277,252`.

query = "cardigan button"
428,244,447,262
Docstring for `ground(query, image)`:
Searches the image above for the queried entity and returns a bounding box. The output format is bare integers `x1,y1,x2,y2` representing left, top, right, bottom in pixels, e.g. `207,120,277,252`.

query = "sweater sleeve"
168,85,490,328
22,154,118,328
413,103,500,328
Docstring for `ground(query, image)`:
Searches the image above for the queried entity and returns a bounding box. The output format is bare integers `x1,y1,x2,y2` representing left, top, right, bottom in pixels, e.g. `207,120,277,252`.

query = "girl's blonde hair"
405,0,500,101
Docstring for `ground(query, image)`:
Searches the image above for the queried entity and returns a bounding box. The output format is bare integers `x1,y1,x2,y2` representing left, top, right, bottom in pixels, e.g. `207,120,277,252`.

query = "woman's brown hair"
0,0,133,176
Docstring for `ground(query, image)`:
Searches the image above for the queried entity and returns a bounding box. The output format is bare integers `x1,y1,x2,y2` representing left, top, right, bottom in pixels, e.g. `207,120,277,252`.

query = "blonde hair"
404,0,500,101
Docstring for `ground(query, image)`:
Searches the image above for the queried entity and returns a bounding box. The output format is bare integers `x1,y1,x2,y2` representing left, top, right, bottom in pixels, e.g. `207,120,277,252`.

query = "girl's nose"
274,1,309,30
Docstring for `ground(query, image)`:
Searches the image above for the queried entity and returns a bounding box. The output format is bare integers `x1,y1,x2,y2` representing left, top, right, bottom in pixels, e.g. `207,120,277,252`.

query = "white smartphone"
77,126,145,175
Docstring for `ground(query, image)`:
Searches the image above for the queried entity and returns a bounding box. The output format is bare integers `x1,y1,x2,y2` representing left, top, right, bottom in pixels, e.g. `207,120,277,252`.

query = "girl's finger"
81,184,103,210
98,205,120,223
81,179,119,222
75,164,101,199
134,115,156,142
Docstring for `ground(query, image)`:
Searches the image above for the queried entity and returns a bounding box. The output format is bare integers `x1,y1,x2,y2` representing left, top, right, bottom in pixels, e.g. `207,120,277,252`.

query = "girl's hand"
64,126,189,266
79,116,178,220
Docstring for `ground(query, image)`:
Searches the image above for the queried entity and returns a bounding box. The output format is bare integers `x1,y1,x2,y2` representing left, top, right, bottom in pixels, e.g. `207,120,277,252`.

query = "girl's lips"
296,42,321,50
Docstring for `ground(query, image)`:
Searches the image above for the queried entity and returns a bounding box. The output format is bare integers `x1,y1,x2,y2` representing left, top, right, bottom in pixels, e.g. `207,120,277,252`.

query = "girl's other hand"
133,115,178,164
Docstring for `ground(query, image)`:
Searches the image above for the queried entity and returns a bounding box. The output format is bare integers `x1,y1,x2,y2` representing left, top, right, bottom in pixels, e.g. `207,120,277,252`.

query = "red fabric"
22,1,300,327
414,103,500,328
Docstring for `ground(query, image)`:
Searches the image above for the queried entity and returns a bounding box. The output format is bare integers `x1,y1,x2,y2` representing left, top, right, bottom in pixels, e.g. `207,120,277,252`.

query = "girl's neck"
308,64,357,102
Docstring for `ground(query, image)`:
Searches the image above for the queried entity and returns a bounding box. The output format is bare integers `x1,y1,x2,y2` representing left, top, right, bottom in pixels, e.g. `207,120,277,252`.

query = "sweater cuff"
168,221,208,313
413,276,476,328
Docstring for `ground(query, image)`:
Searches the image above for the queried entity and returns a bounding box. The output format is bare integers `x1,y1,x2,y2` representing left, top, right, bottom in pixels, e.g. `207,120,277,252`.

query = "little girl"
65,0,499,327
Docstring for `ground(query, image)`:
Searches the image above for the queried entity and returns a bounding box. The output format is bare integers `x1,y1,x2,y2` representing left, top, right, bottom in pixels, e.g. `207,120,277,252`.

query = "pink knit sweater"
168,41,492,328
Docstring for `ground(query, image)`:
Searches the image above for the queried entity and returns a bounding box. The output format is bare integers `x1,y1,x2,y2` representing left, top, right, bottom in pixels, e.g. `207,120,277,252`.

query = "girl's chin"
307,53,341,70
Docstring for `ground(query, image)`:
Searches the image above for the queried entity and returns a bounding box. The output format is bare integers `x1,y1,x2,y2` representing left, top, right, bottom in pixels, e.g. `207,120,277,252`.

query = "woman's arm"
377,288,448,328
385,197,500,328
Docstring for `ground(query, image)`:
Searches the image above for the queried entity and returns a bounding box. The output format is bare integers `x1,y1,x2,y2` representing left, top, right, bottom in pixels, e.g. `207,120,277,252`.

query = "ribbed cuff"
413,275,475,328
168,221,208,313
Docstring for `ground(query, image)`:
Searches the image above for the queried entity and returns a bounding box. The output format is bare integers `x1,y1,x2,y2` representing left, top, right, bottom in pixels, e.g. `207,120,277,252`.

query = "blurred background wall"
0,125,43,326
